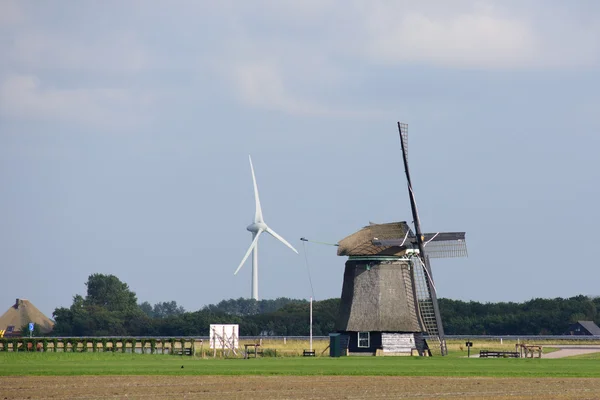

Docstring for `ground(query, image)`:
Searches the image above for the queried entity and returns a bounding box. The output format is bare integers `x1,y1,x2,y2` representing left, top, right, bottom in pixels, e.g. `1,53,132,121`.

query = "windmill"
234,155,298,300
334,122,467,356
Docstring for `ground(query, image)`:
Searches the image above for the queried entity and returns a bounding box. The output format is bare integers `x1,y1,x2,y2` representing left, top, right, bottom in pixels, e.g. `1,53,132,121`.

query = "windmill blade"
265,226,299,254
397,122,447,356
422,232,468,258
248,155,264,223
398,122,409,161
234,230,263,275
411,254,446,355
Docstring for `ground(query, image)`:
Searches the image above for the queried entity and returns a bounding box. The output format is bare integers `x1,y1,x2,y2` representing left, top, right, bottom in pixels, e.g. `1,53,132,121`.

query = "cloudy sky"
1,1,599,318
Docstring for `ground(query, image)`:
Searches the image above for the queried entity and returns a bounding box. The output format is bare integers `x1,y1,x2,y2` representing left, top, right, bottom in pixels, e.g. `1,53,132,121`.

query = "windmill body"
334,123,467,356
235,156,298,301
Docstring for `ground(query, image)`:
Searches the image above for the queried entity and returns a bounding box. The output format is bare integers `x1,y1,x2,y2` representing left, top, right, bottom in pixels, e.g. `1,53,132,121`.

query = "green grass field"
1,352,600,378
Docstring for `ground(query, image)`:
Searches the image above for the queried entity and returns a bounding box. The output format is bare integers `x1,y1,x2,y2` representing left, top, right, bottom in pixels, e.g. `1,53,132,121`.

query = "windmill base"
339,332,429,356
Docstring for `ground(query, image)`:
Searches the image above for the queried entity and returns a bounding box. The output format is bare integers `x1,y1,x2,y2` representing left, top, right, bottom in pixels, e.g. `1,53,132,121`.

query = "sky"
1,1,599,319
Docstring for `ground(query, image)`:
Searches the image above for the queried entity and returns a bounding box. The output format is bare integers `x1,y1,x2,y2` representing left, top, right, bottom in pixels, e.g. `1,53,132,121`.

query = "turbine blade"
249,155,263,223
265,226,299,254
234,230,263,275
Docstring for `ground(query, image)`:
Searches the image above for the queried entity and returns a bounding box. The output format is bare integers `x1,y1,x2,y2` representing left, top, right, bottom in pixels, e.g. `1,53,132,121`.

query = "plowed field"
2,376,600,399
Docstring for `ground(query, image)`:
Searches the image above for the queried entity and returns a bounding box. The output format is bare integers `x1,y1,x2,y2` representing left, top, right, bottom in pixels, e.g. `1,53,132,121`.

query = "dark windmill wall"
336,258,424,354
346,331,382,353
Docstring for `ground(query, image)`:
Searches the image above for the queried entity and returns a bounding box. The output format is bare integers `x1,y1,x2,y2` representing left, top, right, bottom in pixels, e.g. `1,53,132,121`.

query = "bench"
244,344,262,359
479,350,520,358
303,349,316,357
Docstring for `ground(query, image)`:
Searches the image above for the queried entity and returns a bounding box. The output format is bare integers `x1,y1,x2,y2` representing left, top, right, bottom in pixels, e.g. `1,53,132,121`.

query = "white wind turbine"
234,155,298,300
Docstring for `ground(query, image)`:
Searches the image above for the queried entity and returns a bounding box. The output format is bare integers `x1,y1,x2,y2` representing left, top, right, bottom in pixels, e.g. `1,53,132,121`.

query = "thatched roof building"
0,299,54,336
335,222,427,356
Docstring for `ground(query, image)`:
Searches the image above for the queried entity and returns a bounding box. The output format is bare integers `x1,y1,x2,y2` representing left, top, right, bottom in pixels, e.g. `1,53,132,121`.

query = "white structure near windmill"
234,155,298,300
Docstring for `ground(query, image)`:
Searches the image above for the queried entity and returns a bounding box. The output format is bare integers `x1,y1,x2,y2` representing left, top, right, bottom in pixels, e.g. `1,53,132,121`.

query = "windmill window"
358,332,370,348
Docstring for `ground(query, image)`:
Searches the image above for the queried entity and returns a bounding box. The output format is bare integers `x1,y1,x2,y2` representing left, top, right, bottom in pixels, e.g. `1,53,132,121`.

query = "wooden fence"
0,338,202,355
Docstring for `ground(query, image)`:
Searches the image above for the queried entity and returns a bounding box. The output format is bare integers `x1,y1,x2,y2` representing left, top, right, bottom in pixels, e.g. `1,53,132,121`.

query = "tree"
139,301,154,318
85,274,138,312
153,301,185,318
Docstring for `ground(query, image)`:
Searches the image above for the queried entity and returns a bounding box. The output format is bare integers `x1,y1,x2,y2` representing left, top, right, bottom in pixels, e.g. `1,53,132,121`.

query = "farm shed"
566,320,600,336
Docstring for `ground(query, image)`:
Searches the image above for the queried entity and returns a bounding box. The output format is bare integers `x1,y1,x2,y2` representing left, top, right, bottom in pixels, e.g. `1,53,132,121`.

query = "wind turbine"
234,155,298,300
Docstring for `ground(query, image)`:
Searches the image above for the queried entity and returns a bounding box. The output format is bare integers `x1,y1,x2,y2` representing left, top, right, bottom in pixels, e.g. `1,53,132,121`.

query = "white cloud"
229,60,374,117
9,32,148,73
1,0,599,122
0,75,154,128
213,1,600,115
360,7,538,68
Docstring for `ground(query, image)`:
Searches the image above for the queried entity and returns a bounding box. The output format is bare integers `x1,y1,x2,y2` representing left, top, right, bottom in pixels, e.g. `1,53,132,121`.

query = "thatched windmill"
334,123,467,356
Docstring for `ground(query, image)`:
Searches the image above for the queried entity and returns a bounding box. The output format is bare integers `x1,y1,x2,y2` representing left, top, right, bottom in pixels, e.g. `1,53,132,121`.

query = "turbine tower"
234,155,298,300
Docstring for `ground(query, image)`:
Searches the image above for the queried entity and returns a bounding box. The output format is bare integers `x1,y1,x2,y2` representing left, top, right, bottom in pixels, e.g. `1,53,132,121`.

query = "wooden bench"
303,349,316,357
479,350,520,358
244,344,262,359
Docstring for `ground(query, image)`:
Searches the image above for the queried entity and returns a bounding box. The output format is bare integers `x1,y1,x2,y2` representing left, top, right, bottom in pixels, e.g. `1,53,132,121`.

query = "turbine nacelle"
247,222,267,233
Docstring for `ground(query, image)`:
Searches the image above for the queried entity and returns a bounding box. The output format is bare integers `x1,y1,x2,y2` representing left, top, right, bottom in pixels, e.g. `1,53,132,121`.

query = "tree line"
49,274,600,337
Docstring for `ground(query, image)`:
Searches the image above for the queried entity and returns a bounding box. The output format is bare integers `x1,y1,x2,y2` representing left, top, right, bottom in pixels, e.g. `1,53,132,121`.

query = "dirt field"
2,376,600,399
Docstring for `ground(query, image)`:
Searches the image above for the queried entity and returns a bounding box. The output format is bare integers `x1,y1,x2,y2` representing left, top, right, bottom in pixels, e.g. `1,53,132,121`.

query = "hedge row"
0,338,192,353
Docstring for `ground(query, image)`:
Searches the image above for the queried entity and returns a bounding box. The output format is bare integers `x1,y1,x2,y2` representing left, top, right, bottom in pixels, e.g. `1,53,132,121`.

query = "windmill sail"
397,121,448,356
373,232,467,259
422,232,468,259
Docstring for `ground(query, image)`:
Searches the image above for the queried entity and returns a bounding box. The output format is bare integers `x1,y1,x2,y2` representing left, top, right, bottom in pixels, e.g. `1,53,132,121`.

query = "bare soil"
2,376,600,399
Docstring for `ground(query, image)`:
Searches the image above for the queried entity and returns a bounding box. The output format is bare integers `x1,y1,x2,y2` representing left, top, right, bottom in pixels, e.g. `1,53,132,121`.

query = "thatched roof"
337,222,414,257
0,299,54,334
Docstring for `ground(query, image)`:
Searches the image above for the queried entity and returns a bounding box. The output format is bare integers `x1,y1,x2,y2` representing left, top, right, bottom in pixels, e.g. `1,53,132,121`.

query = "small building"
0,298,55,337
566,321,600,336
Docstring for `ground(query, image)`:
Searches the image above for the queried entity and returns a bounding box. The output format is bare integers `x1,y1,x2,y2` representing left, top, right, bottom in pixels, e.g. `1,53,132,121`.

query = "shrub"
262,348,278,357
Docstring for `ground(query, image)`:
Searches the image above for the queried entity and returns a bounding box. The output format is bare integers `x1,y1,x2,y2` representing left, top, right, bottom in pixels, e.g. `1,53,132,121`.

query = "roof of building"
338,222,468,259
576,321,600,335
0,298,55,334
337,222,414,257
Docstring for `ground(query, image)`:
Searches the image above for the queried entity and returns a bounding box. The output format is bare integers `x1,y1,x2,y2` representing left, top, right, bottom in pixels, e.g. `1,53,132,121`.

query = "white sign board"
209,324,239,349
